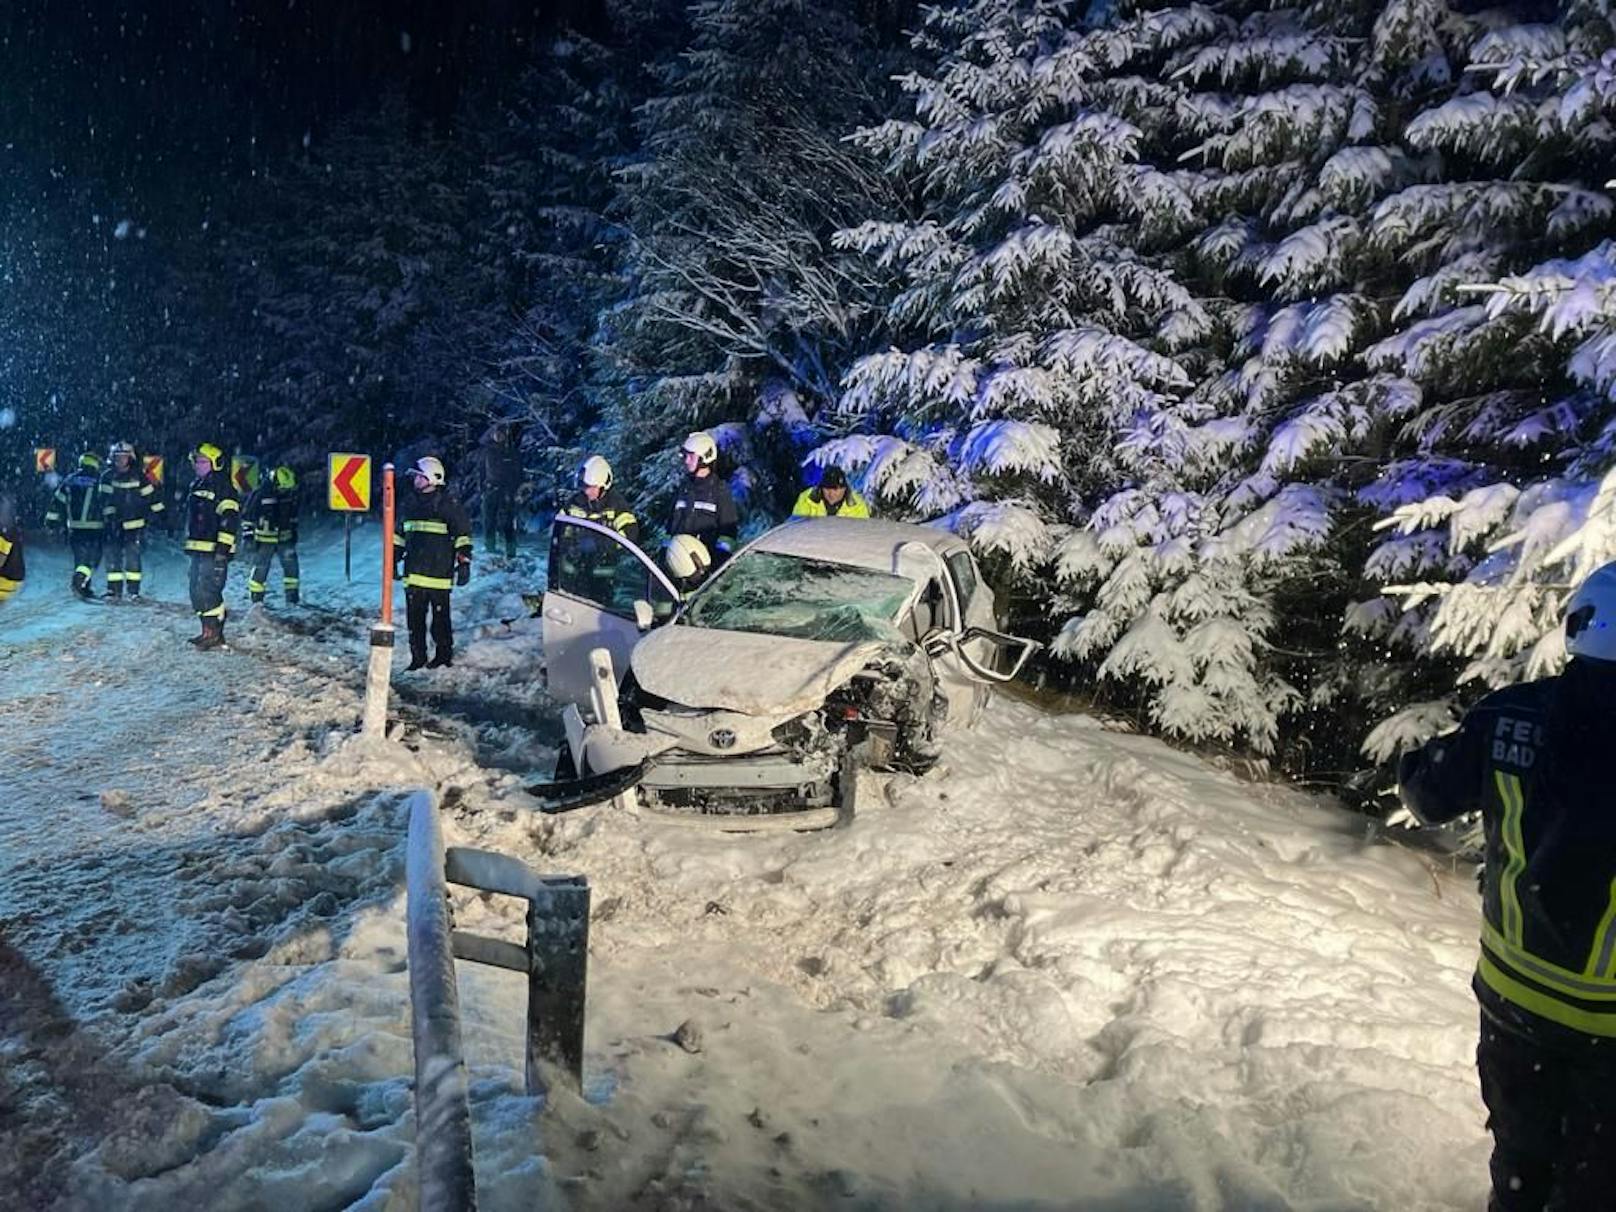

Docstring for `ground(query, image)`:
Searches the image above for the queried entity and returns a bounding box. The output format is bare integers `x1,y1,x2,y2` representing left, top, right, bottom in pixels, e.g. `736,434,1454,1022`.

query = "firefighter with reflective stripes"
563,456,639,543
44,451,110,599
668,431,738,567
244,465,301,605
394,456,473,670
99,440,163,599
0,494,24,605
1400,563,1616,1212
183,443,240,649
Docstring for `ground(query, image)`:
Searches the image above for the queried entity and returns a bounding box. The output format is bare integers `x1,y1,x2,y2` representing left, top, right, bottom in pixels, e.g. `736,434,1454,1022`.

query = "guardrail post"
405,791,478,1210
527,877,591,1095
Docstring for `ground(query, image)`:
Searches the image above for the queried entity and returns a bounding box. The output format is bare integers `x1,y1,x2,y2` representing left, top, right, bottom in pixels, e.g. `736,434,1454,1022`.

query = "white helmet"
580,455,612,490
411,455,446,488
681,431,718,467
109,440,135,460
664,534,712,581
1565,562,1616,662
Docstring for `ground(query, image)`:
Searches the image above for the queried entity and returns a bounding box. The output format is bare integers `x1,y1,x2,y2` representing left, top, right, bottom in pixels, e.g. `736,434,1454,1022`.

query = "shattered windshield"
679,551,915,644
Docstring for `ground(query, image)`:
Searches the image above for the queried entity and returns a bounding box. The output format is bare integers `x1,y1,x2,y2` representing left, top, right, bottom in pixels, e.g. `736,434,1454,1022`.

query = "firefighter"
792,465,870,518
244,464,301,605
183,443,240,649
0,494,24,605
563,455,639,542
394,455,473,670
43,451,110,599
478,421,524,558
99,440,163,599
1399,563,1616,1212
668,431,738,568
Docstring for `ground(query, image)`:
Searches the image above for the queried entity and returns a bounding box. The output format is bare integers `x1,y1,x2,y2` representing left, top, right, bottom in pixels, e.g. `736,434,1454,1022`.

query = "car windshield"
679,551,915,644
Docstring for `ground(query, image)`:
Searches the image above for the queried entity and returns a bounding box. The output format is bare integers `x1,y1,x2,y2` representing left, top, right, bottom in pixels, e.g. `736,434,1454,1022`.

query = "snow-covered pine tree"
597,0,909,520
1362,5,1616,764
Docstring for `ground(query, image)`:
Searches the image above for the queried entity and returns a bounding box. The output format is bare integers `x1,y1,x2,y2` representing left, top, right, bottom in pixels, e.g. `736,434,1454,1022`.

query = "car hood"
632,625,891,717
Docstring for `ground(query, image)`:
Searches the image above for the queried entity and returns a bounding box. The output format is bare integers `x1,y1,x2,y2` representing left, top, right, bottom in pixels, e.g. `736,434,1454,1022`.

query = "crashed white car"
537,515,1036,829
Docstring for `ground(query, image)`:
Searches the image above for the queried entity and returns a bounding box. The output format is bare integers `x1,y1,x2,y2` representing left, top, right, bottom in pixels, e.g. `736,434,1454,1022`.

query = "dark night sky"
0,1,608,206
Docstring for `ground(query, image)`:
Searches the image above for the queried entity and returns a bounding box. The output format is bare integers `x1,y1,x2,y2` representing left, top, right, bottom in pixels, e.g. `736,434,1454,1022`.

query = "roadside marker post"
362,463,396,742
143,454,165,485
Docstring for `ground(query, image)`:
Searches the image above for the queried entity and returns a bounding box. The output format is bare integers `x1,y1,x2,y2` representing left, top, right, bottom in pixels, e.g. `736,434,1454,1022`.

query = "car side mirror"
633,599,655,632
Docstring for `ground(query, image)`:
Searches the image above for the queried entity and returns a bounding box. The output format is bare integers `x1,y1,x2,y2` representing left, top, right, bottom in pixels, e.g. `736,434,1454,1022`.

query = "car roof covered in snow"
746,517,968,574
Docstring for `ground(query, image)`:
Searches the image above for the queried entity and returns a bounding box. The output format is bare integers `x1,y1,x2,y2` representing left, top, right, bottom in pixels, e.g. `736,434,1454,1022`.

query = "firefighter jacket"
792,487,871,519
100,467,164,533
244,484,299,545
1400,663,1616,1043
0,524,23,602
45,470,109,532
563,487,640,543
183,469,241,557
668,473,738,561
395,488,473,590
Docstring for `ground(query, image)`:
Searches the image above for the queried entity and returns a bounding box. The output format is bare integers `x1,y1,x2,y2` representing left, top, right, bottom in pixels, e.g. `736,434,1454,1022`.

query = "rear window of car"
679,551,915,644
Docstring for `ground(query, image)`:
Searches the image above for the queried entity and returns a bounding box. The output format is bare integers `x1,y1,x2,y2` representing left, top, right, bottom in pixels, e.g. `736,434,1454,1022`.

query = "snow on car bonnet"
632,627,895,716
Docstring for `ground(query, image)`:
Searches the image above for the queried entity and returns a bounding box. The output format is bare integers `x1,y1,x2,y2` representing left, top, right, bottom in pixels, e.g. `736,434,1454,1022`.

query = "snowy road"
1,527,1491,1210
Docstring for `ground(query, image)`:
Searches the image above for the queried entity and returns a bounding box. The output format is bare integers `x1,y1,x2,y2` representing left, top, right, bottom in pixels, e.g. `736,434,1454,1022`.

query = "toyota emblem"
708,727,737,750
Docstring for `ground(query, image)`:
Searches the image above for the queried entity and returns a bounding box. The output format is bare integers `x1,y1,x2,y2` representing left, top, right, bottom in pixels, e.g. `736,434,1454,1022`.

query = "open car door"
542,516,680,711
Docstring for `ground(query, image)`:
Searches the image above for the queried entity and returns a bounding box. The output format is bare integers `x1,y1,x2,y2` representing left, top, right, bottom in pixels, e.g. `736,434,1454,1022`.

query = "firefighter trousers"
1478,1011,1616,1211
106,529,143,595
69,530,103,592
405,586,453,664
188,554,227,620
248,541,300,602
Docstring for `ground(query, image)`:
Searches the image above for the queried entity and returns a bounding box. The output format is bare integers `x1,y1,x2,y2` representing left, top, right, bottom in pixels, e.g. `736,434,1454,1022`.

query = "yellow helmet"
273,465,297,491
78,451,101,470
193,442,224,471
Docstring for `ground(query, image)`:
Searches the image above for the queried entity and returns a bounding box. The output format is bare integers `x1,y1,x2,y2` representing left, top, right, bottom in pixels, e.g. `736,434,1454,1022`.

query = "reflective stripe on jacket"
1400,669,1616,1041
667,473,738,560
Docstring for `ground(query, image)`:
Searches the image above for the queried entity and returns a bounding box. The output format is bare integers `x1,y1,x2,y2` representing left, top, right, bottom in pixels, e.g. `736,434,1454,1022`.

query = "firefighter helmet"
681,431,718,467
411,455,446,489
78,451,101,470
664,533,712,581
193,442,224,471
1565,562,1616,663
273,465,297,491
108,440,135,461
580,455,612,490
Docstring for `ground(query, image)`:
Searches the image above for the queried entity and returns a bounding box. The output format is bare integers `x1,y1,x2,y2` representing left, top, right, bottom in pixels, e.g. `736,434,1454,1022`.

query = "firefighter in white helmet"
393,455,474,670
563,455,639,542
667,431,737,568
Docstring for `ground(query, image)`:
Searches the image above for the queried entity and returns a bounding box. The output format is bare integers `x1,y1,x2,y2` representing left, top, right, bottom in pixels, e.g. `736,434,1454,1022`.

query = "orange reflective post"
381,463,396,626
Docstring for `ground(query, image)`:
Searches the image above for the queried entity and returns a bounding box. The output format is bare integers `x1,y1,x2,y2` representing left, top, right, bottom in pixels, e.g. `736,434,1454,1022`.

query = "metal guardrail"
405,789,592,1211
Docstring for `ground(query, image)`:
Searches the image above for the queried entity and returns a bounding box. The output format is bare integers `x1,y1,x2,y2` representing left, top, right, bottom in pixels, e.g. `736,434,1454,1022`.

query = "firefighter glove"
455,554,471,587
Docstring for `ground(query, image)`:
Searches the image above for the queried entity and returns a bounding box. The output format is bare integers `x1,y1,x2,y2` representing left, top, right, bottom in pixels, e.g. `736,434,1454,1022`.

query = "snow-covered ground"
1,521,1491,1210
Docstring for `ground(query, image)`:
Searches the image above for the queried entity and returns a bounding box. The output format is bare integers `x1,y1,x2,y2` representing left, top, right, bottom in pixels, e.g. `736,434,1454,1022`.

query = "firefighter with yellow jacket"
183,443,240,649
394,456,473,670
1399,564,1616,1211
0,494,24,605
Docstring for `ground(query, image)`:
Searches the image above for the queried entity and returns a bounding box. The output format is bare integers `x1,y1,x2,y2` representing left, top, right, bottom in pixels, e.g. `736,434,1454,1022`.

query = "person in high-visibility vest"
1399,564,1616,1212
99,440,164,599
0,494,24,604
43,452,110,599
183,443,240,649
244,465,301,605
394,456,473,670
791,465,870,519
